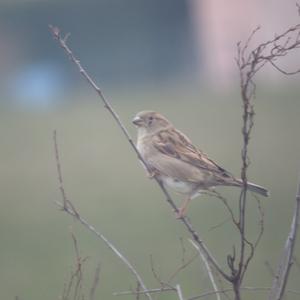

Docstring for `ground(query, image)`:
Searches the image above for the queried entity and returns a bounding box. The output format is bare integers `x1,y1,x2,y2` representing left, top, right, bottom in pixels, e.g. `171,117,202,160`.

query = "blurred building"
0,0,299,109
189,0,300,86
0,0,196,109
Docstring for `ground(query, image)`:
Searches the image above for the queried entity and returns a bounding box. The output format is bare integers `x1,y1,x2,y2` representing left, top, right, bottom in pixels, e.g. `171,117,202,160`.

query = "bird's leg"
176,197,191,219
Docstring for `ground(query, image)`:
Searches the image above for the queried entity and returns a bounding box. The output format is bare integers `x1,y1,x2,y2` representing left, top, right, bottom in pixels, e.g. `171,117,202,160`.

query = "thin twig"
49,25,231,282
253,195,265,249
53,129,78,215
113,286,300,298
167,253,199,284
187,287,300,300
53,130,153,300
149,255,167,287
179,237,186,265
176,284,185,300
189,240,221,300
113,287,176,296
231,18,300,297
135,282,141,300
208,217,232,232
264,260,275,277
57,206,153,300
89,263,101,300
62,232,89,300
166,244,198,284
269,178,300,300
293,256,300,271
206,191,238,228
149,249,197,288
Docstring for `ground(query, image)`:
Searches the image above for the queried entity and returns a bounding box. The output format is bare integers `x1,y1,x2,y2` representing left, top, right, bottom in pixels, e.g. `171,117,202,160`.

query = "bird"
132,110,269,218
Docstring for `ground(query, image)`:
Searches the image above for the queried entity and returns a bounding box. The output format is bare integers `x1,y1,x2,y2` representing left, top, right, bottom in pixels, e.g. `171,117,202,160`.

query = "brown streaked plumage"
132,111,269,217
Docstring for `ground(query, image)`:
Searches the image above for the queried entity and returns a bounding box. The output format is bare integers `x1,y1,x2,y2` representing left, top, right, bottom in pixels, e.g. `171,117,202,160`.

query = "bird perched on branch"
133,111,269,218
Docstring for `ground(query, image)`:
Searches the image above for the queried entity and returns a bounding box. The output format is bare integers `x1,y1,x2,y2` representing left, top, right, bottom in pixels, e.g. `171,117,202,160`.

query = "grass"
0,83,299,300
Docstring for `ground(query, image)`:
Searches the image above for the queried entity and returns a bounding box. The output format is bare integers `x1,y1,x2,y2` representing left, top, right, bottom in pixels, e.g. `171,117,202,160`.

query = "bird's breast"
159,175,196,195
136,138,153,160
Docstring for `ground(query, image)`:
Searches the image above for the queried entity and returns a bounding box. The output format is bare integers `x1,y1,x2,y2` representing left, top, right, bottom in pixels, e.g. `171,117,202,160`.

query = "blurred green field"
0,84,299,300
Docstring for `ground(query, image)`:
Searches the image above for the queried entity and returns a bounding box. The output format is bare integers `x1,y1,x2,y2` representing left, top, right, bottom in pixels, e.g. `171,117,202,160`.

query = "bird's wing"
148,152,206,183
152,128,232,181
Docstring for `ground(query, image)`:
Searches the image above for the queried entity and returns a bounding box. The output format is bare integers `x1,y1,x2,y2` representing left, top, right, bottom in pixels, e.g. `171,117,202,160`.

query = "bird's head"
132,111,171,134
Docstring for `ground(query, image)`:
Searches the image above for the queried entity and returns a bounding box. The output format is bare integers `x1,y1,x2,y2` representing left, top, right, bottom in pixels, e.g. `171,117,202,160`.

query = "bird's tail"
235,180,269,197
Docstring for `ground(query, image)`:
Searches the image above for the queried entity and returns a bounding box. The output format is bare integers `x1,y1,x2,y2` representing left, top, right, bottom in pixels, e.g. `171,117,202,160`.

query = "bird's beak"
132,116,143,126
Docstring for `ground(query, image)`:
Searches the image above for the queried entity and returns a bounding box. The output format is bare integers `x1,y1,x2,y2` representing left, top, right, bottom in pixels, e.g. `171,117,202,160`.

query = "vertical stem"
233,280,241,300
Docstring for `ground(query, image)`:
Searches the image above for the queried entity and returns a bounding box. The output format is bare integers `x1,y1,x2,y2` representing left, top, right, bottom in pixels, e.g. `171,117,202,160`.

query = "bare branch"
113,287,176,296
264,260,275,277
53,130,153,300
293,256,300,271
135,282,141,300
206,191,239,228
113,286,300,299
179,237,186,264
176,284,185,300
268,59,300,75
208,217,231,232
149,247,198,290
149,255,168,288
167,253,198,283
53,129,76,214
253,195,265,249
239,195,265,281
50,19,300,300
189,239,221,300
49,25,231,282
231,17,300,298
89,263,101,300
157,182,232,281
62,232,89,300
297,2,300,16
269,178,300,300
168,253,199,284
166,243,198,284
187,287,300,300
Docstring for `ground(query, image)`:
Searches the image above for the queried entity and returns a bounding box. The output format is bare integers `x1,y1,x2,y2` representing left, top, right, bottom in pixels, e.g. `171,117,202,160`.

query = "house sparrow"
133,111,269,218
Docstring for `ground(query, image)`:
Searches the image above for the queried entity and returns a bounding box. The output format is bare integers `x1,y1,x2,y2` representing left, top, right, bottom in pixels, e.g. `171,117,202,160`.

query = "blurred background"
0,0,300,299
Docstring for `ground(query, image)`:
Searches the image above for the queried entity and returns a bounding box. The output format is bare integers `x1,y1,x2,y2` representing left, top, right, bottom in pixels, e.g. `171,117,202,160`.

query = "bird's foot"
147,170,158,179
175,207,186,219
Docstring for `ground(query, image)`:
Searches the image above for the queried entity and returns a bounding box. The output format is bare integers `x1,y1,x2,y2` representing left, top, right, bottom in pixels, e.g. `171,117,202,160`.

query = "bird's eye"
148,116,154,125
